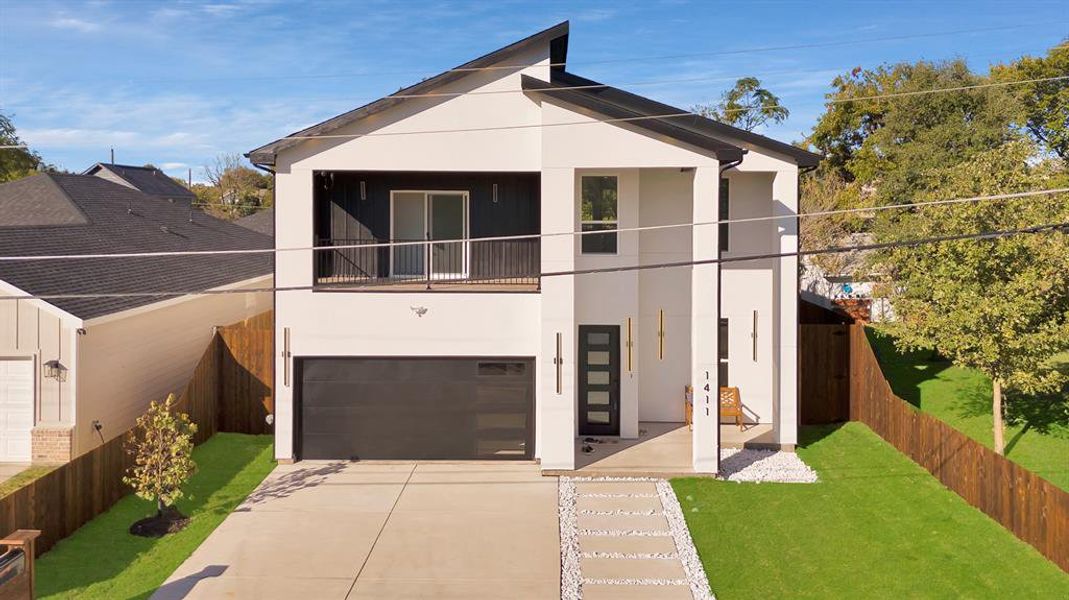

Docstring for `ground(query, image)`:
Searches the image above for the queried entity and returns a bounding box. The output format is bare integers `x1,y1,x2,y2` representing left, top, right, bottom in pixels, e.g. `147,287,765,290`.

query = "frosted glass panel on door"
587,332,610,345
587,391,609,405
587,371,610,385
392,193,425,276
587,351,610,365
587,411,610,424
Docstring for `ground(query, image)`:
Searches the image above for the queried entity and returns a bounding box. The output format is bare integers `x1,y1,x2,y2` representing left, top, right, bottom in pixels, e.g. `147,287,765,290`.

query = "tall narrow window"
718,317,729,385
719,178,730,252
581,176,618,254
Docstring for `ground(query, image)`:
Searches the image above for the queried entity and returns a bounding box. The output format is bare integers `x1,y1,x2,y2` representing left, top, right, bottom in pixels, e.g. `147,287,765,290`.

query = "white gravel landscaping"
560,476,716,600
656,479,715,600
719,448,819,483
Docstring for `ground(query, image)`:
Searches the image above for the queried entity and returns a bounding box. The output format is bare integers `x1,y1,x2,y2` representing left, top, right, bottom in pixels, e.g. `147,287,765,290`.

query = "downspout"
715,155,742,472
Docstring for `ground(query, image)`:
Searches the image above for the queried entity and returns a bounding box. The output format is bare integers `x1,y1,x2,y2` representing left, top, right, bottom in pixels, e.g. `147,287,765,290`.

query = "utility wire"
9,74,1062,149
31,21,1067,85
0,187,1062,262
1,220,1065,302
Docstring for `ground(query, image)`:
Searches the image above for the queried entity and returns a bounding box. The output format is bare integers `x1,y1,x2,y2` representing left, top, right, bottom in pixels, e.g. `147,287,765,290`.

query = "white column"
272,165,313,461
691,165,720,473
773,169,799,447
539,167,576,470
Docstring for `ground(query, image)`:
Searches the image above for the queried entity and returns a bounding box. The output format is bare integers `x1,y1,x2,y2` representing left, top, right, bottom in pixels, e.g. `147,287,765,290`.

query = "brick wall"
31,426,73,464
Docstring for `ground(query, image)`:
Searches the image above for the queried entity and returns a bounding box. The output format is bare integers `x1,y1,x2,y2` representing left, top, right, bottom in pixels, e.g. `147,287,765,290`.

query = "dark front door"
296,357,534,460
578,325,620,436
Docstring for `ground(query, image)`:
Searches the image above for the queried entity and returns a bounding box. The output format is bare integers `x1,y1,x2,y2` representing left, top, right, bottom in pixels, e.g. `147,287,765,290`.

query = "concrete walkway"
153,461,560,599
559,478,713,600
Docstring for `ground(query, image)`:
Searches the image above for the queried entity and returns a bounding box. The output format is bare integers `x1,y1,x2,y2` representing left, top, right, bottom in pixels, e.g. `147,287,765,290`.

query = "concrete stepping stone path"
559,477,714,600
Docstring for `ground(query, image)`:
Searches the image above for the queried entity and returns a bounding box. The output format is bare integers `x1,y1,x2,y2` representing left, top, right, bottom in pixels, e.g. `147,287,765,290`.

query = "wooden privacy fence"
804,322,1069,572
0,310,273,557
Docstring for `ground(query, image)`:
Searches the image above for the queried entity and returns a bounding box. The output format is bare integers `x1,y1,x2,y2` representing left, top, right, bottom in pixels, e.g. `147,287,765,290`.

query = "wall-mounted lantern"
43,359,67,382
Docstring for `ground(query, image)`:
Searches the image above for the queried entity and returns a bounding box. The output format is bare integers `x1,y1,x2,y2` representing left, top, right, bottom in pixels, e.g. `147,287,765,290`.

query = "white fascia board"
82,273,273,328
0,278,84,328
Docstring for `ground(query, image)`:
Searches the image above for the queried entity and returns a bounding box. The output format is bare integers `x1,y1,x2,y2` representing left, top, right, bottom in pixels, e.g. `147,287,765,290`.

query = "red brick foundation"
31,426,73,463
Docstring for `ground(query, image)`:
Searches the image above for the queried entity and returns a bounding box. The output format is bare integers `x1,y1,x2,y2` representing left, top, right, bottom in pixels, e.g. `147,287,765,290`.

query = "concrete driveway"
153,461,561,599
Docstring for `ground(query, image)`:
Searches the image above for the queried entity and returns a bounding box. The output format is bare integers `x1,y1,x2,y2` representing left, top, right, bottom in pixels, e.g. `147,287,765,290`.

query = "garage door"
0,359,34,462
297,357,534,460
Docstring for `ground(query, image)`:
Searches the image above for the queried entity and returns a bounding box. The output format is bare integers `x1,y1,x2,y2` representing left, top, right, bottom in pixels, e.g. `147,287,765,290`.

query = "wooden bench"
719,386,745,431
0,530,41,600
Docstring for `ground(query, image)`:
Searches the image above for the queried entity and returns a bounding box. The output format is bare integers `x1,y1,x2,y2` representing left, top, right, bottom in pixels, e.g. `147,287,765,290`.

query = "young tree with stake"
123,394,197,521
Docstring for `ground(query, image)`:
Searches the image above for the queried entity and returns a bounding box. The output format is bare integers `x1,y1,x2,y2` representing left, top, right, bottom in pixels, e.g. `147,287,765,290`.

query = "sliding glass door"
390,191,468,279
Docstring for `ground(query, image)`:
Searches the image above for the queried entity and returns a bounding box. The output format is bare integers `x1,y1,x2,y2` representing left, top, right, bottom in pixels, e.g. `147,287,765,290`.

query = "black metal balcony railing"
314,237,540,288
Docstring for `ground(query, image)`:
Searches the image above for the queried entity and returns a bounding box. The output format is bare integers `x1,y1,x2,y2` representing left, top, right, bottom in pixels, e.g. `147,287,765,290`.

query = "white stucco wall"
269,35,803,465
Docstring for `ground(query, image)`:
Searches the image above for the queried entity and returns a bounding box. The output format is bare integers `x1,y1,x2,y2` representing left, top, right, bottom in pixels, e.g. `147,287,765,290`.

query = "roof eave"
247,21,570,166
521,75,746,163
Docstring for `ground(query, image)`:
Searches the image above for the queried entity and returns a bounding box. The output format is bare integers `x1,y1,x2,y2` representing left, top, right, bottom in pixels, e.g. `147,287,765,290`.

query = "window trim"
579,174,620,255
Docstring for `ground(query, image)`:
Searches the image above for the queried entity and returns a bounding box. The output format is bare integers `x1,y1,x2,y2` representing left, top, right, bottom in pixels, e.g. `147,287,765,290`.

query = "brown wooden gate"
799,324,851,424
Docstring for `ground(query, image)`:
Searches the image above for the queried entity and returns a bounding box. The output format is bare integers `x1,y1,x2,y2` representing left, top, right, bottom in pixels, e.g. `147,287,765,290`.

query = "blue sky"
1,0,1066,181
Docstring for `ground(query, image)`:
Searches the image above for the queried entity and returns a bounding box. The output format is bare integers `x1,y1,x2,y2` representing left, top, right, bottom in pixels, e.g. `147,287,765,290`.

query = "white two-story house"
249,21,819,473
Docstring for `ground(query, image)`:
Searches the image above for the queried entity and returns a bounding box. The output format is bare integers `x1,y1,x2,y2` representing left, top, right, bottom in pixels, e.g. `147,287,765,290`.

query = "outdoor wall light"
43,359,67,382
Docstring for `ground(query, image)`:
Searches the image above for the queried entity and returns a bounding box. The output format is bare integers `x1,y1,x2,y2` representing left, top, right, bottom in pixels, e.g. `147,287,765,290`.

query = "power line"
10,73,1063,148
1,220,1065,302
0,187,1064,261
7,43,1051,111
28,21,1067,86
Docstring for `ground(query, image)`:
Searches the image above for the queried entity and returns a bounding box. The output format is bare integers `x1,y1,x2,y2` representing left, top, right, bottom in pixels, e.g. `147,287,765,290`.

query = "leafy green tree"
807,60,1017,204
992,42,1069,163
694,77,789,131
203,153,273,218
123,394,198,515
876,141,1069,454
0,112,43,182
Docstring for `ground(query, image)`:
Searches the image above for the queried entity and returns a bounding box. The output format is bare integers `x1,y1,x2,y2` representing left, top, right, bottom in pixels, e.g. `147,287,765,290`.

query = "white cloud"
49,16,101,33
161,162,190,170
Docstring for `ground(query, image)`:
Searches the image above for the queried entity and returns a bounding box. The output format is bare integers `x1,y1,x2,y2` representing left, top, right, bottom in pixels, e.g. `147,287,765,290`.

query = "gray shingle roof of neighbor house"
247,20,821,168
234,207,274,237
83,162,197,201
0,174,272,320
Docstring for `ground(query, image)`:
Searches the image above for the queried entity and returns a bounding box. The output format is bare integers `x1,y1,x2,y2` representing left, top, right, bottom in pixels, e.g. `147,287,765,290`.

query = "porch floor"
544,422,779,477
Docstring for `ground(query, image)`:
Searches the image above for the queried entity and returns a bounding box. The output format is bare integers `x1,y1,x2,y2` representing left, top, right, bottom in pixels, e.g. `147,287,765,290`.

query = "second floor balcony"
314,236,540,291
312,170,542,292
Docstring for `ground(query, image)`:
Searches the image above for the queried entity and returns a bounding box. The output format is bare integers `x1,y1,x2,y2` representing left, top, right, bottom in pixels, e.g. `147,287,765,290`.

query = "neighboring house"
235,207,274,237
801,233,893,322
82,162,196,202
249,21,820,472
0,173,272,463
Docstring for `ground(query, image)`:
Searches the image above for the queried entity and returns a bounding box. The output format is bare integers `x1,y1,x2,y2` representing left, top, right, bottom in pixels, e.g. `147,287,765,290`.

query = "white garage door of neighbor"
0,359,34,462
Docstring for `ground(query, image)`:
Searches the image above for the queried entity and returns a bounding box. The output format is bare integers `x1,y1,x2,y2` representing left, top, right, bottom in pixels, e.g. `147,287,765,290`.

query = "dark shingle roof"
0,175,88,227
83,163,197,201
235,207,274,237
0,174,272,320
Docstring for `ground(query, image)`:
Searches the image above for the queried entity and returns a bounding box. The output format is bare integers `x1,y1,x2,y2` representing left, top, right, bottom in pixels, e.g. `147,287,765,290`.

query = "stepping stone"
578,513,670,533
582,557,688,581
579,534,678,555
582,584,695,599
577,495,663,513
575,481,658,496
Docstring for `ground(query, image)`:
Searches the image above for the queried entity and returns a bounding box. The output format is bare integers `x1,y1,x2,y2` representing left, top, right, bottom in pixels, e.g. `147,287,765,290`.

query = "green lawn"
674,423,1069,599
0,466,55,498
866,328,1069,490
36,433,274,600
